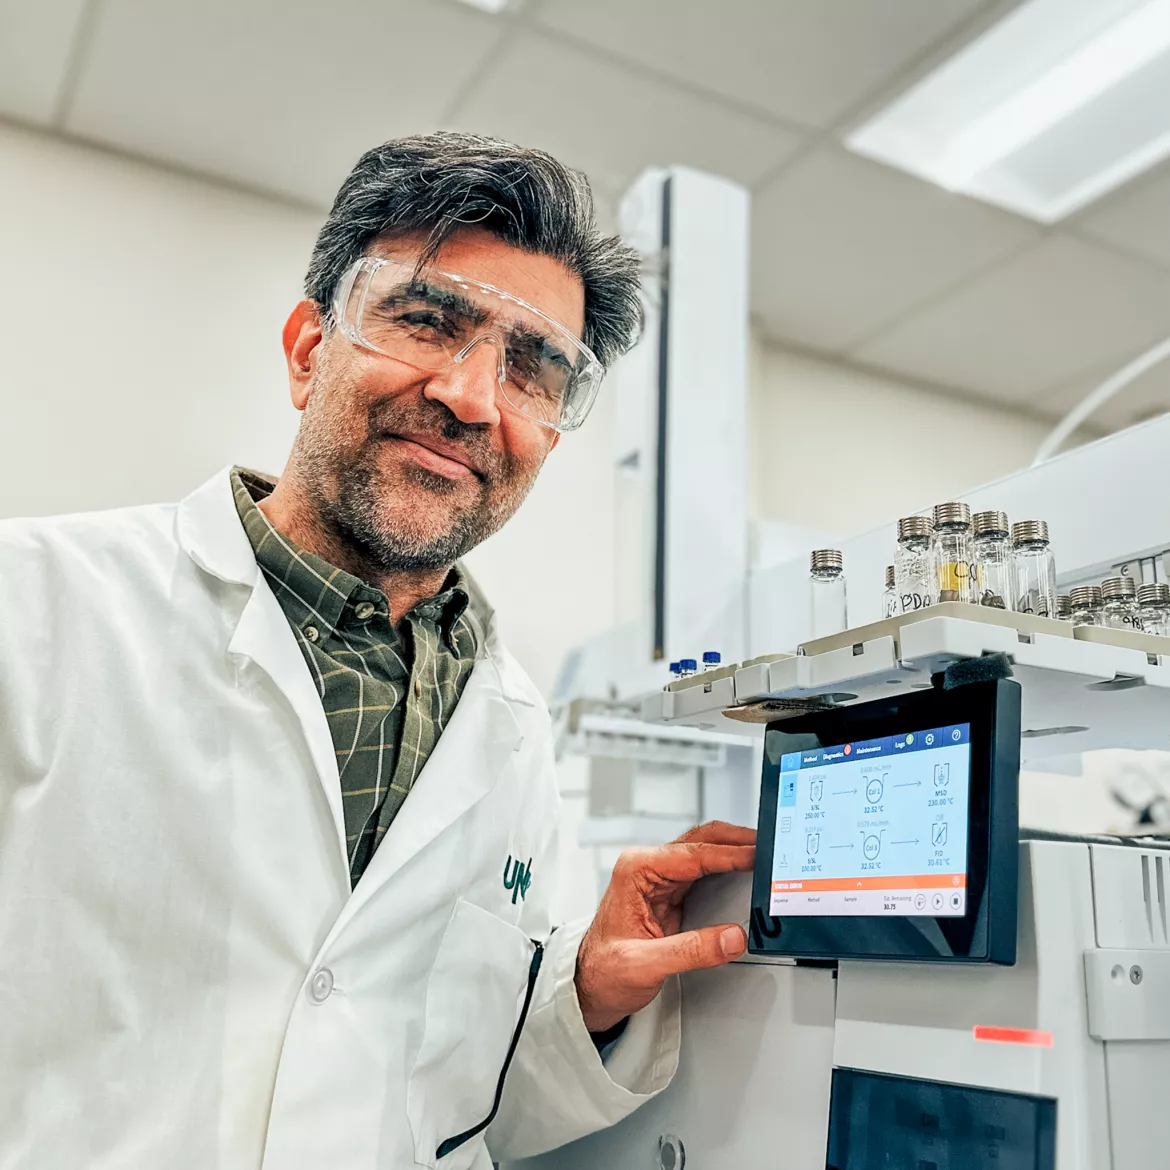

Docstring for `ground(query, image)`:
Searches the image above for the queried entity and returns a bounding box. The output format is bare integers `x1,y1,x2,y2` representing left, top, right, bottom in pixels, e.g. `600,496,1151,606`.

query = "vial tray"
640,605,1170,761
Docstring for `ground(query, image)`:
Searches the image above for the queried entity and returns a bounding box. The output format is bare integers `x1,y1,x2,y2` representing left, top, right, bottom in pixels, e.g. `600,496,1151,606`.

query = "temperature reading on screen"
770,724,972,918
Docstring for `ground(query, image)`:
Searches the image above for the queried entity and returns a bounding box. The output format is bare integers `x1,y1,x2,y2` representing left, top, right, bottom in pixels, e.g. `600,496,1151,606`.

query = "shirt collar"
232,467,360,635
232,466,473,648
177,468,535,704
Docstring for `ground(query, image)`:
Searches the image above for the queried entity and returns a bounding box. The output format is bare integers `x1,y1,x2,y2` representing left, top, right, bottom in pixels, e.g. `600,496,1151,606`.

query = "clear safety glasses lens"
332,258,603,432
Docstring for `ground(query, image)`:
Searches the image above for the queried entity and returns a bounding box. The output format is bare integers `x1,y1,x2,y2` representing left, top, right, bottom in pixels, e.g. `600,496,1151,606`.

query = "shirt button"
355,602,375,621
304,625,320,643
308,968,334,1003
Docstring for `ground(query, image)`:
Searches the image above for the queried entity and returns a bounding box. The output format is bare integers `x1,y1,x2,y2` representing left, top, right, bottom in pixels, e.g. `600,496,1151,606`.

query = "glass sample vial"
1069,585,1103,627
1098,576,1141,630
883,565,897,619
1101,576,1141,630
678,658,698,678
972,510,1014,611
1055,594,1073,622
1012,520,1057,617
894,515,934,614
932,502,975,604
810,549,848,638
702,650,722,671
1138,583,1170,637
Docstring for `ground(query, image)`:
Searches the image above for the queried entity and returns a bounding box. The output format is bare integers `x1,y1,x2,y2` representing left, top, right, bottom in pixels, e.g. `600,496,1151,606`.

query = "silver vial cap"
1011,519,1050,546
1055,594,1072,619
897,515,933,540
810,548,843,572
972,510,1010,538
932,502,971,529
1069,585,1102,609
885,565,895,589
1138,582,1170,607
1101,575,1137,601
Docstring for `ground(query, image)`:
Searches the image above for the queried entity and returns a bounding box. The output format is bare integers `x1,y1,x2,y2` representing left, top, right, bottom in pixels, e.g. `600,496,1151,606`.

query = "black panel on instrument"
750,679,1020,964
826,1067,1056,1170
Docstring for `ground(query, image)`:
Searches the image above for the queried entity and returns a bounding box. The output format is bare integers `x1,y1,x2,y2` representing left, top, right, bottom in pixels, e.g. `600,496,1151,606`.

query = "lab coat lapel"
176,469,349,874
229,580,349,870
340,651,526,913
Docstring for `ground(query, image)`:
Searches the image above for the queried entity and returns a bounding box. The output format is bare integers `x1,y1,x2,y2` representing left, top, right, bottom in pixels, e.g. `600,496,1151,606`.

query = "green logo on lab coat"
503,855,532,904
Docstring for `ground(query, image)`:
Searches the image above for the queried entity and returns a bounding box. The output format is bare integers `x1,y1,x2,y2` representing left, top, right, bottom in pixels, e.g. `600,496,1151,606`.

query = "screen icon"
932,822,949,847
924,732,935,746
806,832,820,856
863,834,882,860
951,893,963,910
934,762,950,787
932,893,945,910
914,893,927,911
810,779,824,804
780,816,792,834
906,733,915,746
866,777,884,803
952,728,962,742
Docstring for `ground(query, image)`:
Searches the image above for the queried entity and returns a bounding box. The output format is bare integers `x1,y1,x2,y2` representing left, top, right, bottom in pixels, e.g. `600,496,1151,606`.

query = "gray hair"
305,131,642,370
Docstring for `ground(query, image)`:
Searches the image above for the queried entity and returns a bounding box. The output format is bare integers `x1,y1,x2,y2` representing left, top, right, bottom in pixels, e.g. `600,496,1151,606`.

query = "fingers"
672,821,757,847
618,842,754,886
621,924,748,984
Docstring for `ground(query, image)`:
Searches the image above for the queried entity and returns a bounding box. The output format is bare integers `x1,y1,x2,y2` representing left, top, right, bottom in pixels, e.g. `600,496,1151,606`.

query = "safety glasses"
331,257,603,433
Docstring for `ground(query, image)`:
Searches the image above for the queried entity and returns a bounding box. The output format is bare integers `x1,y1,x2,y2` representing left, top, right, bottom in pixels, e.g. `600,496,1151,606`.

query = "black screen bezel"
750,679,1019,964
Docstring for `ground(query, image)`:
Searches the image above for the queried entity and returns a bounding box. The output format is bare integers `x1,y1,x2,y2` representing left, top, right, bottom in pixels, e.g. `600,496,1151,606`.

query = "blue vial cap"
679,658,698,671
669,662,681,674
702,651,721,665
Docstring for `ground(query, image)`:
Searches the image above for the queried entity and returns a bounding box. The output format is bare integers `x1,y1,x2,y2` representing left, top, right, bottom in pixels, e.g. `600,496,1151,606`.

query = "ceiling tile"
0,0,88,123
853,235,1170,408
63,0,500,206
751,146,1038,353
1078,162,1170,272
534,0,987,129
445,27,802,196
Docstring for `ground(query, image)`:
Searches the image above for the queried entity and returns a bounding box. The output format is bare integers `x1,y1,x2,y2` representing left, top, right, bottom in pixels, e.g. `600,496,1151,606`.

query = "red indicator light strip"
973,1026,1054,1048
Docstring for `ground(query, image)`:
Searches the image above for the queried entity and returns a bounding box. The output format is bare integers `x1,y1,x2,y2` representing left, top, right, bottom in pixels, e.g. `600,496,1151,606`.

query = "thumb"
626,923,747,983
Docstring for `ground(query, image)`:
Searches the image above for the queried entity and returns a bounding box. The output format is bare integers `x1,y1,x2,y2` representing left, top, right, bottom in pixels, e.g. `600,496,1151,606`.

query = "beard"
293,362,544,574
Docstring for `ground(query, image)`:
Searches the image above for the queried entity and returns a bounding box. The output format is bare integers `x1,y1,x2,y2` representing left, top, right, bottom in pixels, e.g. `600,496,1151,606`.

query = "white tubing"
1032,335,1170,466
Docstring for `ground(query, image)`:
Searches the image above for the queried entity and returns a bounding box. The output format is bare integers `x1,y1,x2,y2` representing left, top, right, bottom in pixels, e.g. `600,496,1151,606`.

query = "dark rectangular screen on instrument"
826,1067,1056,1169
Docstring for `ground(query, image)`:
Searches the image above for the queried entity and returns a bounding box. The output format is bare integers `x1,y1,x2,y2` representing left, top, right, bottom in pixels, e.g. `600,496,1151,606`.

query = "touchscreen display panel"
769,723,971,918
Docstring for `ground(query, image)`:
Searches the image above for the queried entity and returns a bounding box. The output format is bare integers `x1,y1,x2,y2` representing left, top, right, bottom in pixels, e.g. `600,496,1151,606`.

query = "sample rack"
640,603,1170,764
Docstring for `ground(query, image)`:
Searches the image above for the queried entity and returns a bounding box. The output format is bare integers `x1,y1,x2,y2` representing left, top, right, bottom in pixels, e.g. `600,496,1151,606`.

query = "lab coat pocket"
407,897,543,1169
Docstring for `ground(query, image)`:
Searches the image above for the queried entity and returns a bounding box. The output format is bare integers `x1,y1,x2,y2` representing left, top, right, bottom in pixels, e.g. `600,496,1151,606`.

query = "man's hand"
574,821,756,1034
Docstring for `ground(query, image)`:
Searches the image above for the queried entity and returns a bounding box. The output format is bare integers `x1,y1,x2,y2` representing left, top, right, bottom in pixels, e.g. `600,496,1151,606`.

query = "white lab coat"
0,468,680,1170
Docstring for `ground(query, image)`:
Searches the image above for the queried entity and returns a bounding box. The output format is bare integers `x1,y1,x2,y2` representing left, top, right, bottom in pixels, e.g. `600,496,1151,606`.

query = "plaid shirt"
232,468,481,886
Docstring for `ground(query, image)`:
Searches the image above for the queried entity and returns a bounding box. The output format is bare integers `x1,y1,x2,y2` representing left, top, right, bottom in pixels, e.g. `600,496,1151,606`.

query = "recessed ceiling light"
450,0,518,13
847,0,1170,222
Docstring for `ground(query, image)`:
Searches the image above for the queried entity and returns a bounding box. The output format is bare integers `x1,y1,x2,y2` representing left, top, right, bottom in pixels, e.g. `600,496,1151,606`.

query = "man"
0,132,753,1169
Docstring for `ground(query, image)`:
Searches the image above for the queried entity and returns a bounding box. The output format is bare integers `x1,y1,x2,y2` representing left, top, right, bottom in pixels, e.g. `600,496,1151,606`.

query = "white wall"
0,121,315,515
748,332,1087,538
0,122,614,697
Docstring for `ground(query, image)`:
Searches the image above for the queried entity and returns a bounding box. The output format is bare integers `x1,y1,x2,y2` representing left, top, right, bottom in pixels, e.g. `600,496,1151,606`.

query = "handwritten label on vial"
899,593,932,615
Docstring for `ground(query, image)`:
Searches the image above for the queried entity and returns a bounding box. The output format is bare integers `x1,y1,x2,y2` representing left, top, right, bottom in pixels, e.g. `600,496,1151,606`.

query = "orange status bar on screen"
772,873,968,894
